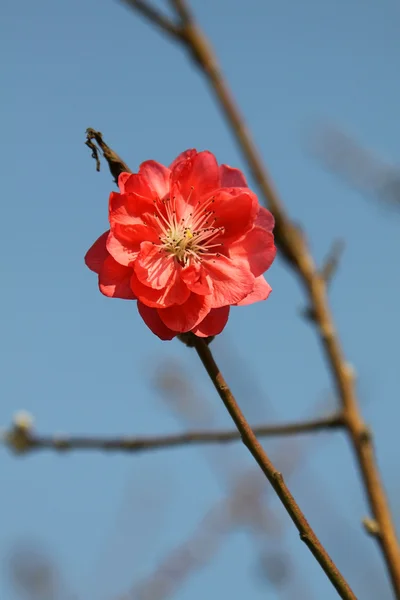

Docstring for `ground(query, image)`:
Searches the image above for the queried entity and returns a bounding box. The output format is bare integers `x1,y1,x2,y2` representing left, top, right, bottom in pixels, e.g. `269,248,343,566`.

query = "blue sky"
1,0,400,598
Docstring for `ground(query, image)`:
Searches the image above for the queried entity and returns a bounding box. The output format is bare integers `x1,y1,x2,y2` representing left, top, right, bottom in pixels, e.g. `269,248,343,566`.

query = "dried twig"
3,414,343,455
85,128,131,183
123,2,400,594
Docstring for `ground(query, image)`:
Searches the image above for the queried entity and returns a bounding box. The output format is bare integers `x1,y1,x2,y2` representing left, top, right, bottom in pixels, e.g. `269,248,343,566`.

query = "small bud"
5,410,35,454
13,410,34,431
362,517,380,537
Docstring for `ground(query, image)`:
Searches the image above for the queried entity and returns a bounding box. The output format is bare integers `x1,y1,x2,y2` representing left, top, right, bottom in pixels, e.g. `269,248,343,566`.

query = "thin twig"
302,239,345,322
3,414,343,455
124,1,400,594
191,336,356,600
120,0,182,39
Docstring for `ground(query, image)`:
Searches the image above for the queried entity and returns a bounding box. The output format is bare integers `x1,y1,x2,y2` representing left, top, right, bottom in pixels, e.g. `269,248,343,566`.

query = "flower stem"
192,335,357,600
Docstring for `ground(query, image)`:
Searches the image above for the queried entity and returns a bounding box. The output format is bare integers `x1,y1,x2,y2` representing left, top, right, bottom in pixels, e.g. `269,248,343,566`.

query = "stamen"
155,190,225,266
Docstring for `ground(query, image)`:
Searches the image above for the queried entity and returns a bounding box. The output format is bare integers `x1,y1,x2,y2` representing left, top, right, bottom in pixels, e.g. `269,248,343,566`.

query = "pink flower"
85,149,276,340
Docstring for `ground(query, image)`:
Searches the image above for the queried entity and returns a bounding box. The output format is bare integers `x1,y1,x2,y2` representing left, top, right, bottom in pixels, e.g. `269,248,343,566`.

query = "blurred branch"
321,239,345,284
122,1,400,594
3,413,343,455
313,124,400,207
123,493,230,600
8,543,74,600
124,453,315,600
192,336,356,600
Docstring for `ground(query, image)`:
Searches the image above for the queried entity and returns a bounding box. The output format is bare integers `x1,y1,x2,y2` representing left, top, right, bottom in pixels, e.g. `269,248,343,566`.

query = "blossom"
85,149,276,340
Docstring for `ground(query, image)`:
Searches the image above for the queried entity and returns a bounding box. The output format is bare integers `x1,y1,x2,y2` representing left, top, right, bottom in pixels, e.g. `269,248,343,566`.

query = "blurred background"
1,0,400,598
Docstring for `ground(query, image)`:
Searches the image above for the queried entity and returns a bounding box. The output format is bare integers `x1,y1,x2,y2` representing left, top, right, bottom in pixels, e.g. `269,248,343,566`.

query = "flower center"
153,189,224,265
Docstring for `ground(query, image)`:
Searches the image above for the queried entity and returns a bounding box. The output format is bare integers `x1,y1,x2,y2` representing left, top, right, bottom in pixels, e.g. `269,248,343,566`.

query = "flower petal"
130,268,190,308
109,191,160,231
106,226,157,266
220,164,248,188
202,255,255,308
192,306,230,337
98,256,136,299
171,150,220,207
213,188,258,241
255,206,275,232
181,262,213,295
169,149,197,170
137,302,176,340
118,172,132,193
235,276,272,306
158,293,211,333
134,242,176,289
85,231,110,274
117,173,156,198
139,160,171,199
229,227,276,277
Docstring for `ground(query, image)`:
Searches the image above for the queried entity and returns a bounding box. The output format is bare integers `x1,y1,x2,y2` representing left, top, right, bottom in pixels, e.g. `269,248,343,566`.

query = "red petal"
220,164,248,188
137,302,176,340
109,191,160,231
139,160,171,199
106,227,154,266
181,262,213,295
169,149,197,170
171,150,220,207
85,231,110,274
192,306,230,337
134,242,175,290
130,268,190,308
229,227,276,277
98,256,136,299
255,206,275,232
236,276,272,306
213,188,258,241
118,172,132,193
158,293,211,333
116,223,159,246
117,173,156,198
202,255,255,308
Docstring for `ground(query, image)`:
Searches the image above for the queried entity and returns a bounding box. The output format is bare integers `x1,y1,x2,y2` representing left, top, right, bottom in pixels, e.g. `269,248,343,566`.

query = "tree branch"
123,1,400,594
120,0,182,40
3,413,343,455
191,336,356,600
